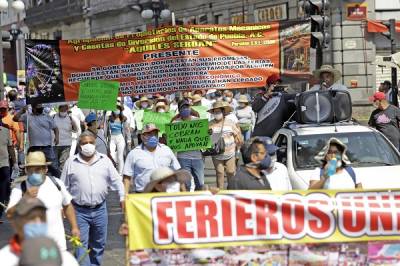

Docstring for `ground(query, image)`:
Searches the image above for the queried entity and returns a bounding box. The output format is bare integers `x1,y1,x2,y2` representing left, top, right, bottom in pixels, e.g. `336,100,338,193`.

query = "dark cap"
178,99,190,110
382,80,391,86
19,237,62,266
14,197,47,217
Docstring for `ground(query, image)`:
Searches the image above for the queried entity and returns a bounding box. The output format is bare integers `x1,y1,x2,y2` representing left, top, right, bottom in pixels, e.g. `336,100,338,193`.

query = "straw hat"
152,101,169,112
135,96,153,109
313,65,341,83
208,100,233,114
143,167,191,193
154,96,169,105
314,138,351,165
142,123,160,134
192,94,202,104
24,151,51,167
238,95,249,103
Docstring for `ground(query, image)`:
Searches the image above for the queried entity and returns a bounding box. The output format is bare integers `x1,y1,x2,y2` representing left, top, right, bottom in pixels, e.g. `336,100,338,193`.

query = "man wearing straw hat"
310,65,348,91
7,151,79,252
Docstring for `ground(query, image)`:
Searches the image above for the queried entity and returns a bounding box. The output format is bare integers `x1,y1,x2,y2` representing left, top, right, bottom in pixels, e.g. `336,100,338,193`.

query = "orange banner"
25,21,311,104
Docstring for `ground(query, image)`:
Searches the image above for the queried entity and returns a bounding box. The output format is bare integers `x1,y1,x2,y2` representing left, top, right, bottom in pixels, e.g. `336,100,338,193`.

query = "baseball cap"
0,100,8,109
381,80,391,86
266,74,282,85
14,197,47,217
142,123,159,134
85,112,97,123
369,91,386,102
19,237,62,266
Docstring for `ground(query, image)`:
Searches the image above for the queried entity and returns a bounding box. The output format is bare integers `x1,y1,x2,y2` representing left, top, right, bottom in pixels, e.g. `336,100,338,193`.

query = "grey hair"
79,131,96,142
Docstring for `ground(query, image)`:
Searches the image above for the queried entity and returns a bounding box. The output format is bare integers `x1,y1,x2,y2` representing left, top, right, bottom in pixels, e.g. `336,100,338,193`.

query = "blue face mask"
23,222,48,239
180,108,191,118
27,173,45,186
146,136,159,148
259,154,272,170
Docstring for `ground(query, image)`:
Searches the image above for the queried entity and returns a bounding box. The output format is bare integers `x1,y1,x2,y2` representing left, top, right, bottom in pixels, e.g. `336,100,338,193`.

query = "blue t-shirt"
109,121,123,135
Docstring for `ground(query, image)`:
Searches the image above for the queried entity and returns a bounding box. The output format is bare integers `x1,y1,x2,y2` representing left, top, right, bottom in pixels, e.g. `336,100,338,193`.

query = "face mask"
239,103,246,108
23,222,48,239
214,113,223,121
146,136,158,148
35,107,44,114
141,103,149,109
158,108,166,113
113,110,121,115
80,143,96,157
27,172,45,186
259,154,272,170
166,181,181,193
59,111,68,117
180,108,191,118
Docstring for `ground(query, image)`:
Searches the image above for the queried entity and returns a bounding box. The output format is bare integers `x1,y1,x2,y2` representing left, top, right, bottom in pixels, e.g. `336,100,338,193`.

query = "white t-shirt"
7,177,73,251
263,162,292,191
0,244,79,266
309,167,359,189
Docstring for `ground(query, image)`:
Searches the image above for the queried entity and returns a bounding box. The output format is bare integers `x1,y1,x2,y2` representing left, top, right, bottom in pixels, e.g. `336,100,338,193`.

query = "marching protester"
171,99,205,191
252,74,296,138
143,167,191,193
378,80,399,106
309,138,362,189
223,90,238,110
0,197,78,266
13,103,61,178
117,98,135,152
84,112,108,155
107,103,128,175
61,131,125,266
69,104,85,157
234,88,251,102
0,121,16,223
235,95,256,141
133,96,153,144
7,151,79,251
0,100,22,152
310,65,348,91
52,104,77,172
368,91,400,150
123,123,180,193
153,100,169,113
208,101,243,189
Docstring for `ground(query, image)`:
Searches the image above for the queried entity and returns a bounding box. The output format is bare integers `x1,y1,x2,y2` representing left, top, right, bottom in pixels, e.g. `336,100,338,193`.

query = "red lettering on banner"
282,198,305,237
156,201,173,241
196,200,218,238
221,199,233,237
255,199,279,235
368,195,393,232
175,201,194,239
236,198,254,236
341,196,366,234
308,199,332,234
394,195,400,231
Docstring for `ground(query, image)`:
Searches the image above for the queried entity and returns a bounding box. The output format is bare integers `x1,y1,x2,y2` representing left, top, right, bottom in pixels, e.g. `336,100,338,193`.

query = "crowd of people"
0,64,399,265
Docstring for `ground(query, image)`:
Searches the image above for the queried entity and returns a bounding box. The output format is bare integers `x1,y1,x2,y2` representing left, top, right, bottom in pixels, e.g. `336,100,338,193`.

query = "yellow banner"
126,189,400,251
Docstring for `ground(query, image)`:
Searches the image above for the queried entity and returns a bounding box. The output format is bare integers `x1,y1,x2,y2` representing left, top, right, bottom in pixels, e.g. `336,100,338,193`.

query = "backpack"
21,175,61,194
319,166,356,185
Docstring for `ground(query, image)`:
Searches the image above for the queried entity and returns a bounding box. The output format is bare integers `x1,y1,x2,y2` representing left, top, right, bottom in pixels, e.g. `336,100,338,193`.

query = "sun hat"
23,151,51,167
154,96,169,105
19,237,62,266
134,96,153,109
192,94,202,104
207,100,233,114
312,65,341,83
314,138,351,164
143,167,191,193
368,91,386,102
153,101,169,112
238,95,249,103
142,123,159,134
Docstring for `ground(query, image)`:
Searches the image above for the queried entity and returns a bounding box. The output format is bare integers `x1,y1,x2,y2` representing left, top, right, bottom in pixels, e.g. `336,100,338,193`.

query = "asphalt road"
0,157,218,266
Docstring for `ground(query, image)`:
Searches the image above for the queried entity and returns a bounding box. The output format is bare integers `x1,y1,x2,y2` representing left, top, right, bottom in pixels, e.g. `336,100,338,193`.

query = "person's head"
315,138,350,168
141,124,160,150
191,94,202,106
135,97,151,109
19,237,62,266
369,91,388,110
208,101,232,121
58,104,68,117
380,80,391,93
144,167,190,193
154,101,168,113
178,99,191,119
313,65,341,88
193,90,204,97
79,131,97,158
85,112,98,131
9,197,47,241
223,90,233,103
24,151,49,187
7,89,18,102
0,100,8,118
242,137,278,170
206,89,217,100
266,74,282,87
31,103,44,115
238,95,249,108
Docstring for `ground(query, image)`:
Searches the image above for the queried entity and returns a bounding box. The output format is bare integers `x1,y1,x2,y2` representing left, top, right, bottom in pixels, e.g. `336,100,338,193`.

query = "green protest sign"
166,119,211,152
134,109,144,131
78,80,119,111
142,109,175,134
192,105,209,120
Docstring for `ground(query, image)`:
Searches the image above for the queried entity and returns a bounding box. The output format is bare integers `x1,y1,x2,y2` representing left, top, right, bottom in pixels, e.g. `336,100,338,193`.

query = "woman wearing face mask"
208,101,243,189
107,104,128,175
143,167,190,193
309,138,362,189
235,95,256,141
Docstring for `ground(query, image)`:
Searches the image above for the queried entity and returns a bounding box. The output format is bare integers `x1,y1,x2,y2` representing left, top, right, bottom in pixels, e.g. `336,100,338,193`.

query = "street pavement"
0,157,218,266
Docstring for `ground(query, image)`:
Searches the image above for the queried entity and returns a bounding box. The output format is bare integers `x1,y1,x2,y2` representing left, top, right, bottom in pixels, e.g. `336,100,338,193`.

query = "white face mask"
80,143,96,157
166,181,180,193
213,113,224,121
141,103,149,109
239,103,246,108
59,112,68,117
158,108,166,113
